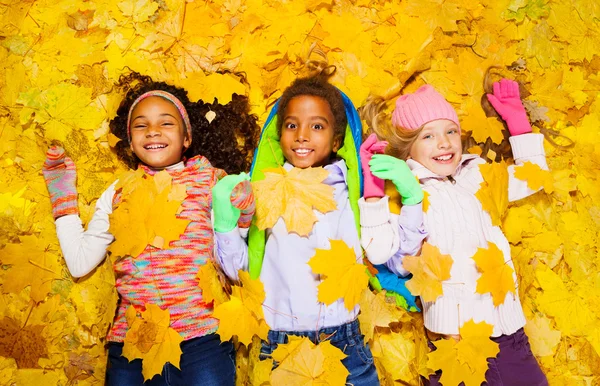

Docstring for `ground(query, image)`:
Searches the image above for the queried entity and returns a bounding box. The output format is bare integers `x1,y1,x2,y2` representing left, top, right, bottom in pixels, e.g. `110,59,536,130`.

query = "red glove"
360,134,388,198
486,79,532,136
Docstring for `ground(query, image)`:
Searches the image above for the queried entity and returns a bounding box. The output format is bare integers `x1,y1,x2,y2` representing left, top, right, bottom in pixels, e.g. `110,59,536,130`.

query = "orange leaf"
0,317,48,368
475,161,509,226
252,167,336,236
514,161,554,193
472,242,516,306
308,239,370,311
402,243,453,303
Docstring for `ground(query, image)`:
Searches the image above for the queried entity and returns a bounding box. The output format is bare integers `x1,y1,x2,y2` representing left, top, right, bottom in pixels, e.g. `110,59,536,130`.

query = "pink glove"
360,134,388,198
486,79,532,136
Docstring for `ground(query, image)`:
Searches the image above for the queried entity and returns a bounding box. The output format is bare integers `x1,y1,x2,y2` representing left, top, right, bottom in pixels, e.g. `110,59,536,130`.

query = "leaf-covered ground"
0,0,599,384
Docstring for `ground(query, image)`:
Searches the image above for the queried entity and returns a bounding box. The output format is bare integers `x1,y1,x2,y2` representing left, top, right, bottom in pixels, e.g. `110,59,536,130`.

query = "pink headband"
127,90,192,143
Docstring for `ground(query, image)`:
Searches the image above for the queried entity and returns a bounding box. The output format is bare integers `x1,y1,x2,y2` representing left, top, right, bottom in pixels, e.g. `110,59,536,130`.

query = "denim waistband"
267,319,362,346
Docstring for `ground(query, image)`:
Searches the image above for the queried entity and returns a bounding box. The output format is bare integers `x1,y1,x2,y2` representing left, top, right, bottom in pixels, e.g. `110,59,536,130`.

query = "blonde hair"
360,95,422,160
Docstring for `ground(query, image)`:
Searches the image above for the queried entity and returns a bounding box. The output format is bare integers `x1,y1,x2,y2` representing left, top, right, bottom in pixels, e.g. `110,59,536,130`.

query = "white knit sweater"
360,133,548,337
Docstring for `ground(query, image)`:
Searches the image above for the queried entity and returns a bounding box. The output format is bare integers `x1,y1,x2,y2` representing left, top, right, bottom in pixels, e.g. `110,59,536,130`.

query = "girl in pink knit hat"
358,80,548,385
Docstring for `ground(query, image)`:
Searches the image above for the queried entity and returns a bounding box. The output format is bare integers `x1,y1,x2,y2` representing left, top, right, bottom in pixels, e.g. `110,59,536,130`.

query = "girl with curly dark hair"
212,67,380,384
42,72,259,385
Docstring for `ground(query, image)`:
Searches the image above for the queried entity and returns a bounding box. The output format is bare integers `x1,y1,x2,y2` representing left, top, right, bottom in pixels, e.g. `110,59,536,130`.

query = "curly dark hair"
276,75,347,142
110,72,259,174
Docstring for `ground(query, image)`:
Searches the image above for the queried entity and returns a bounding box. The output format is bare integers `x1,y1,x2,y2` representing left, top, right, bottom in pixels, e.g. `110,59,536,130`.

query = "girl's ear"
183,129,192,150
332,135,343,153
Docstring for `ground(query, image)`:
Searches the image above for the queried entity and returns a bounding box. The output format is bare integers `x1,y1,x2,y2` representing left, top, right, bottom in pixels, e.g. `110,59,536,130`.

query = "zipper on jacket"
446,175,457,184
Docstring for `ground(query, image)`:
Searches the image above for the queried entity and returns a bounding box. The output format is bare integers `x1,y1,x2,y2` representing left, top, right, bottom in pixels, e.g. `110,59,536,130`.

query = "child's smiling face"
280,95,341,169
129,96,190,168
409,119,462,176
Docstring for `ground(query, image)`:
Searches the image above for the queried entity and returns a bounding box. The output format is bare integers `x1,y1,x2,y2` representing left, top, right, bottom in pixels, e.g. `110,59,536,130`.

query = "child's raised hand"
486,78,532,136
369,154,423,206
212,173,253,233
42,146,79,219
360,134,388,198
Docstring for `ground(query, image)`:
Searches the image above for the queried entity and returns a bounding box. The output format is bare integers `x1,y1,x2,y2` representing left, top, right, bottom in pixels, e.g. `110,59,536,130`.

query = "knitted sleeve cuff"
509,133,545,160
359,196,391,228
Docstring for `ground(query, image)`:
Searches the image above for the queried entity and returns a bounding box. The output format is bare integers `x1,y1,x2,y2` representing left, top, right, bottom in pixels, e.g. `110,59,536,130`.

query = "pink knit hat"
391,85,460,131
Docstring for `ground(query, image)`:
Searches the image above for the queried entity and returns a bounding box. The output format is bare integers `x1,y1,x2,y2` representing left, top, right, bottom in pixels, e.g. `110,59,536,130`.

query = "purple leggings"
424,328,548,386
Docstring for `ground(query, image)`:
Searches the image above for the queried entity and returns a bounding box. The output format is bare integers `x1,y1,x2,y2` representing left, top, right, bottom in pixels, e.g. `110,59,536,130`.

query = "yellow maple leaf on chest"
252,167,336,236
402,243,453,303
109,170,190,259
122,304,184,381
308,239,370,311
427,320,500,386
475,161,509,226
514,161,554,193
270,337,349,386
472,242,516,306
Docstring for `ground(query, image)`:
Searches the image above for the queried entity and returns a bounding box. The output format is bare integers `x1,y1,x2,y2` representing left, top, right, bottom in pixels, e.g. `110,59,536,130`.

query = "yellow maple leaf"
213,297,269,346
514,161,554,194
472,242,516,306
270,337,349,386
212,270,268,346
536,268,596,336
358,290,404,344
0,235,62,303
109,173,190,258
196,260,230,307
371,331,416,383
524,315,562,357
122,304,184,381
308,239,369,311
252,167,336,236
428,320,499,386
475,161,509,226
402,243,453,303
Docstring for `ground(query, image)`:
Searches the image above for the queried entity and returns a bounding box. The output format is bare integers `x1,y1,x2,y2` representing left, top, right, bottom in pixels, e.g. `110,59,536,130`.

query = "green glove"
212,173,250,233
369,154,424,205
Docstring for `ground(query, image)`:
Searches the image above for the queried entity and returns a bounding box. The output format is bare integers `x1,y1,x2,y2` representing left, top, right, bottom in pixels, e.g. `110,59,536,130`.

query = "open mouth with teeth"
433,153,454,163
293,148,313,157
144,143,168,150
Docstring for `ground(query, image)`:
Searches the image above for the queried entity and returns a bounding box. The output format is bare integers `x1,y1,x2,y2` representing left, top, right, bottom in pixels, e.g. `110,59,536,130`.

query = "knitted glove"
486,78,532,136
212,173,252,233
369,154,423,205
42,146,79,220
360,134,389,198
230,177,255,229
375,264,420,312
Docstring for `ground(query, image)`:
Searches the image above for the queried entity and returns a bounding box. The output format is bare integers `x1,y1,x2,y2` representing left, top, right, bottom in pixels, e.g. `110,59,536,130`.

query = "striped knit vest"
107,155,224,342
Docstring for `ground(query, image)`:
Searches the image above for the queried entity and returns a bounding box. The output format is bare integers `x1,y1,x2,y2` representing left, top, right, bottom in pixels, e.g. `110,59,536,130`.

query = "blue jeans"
260,319,380,386
106,333,235,386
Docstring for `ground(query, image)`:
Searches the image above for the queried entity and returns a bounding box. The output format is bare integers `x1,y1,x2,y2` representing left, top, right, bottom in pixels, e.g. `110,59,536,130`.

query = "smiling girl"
359,80,548,385
42,72,259,385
